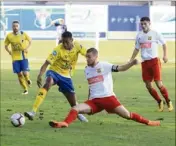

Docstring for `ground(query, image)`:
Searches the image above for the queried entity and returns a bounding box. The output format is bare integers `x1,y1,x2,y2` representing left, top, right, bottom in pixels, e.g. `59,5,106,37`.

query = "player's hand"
23,49,28,53
37,75,42,88
163,56,168,63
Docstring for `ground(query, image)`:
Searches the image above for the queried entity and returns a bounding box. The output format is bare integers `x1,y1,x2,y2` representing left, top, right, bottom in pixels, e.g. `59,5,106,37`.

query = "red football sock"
159,86,170,103
148,88,161,103
64,109,78,125
130,112,149,125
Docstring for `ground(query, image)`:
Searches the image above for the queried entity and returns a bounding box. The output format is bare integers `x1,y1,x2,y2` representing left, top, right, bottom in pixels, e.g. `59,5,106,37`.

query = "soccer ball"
10,113,25,127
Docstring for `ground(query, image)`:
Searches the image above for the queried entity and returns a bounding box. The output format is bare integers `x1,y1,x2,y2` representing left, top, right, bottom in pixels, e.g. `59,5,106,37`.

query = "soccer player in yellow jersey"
4,21,32,95
24,31,88,122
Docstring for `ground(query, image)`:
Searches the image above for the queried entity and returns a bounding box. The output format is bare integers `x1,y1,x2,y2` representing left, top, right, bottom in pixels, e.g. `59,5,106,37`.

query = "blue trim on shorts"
46,70,74,93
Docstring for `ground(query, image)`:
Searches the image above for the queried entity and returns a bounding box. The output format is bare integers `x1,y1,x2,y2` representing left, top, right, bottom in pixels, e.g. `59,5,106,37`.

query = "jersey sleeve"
24,32,31,41
74,41,87,56
135,34,140,50
79,44,87,56
46,47,60,65
4,35,10,46
102,62,113,73
156,32,166,45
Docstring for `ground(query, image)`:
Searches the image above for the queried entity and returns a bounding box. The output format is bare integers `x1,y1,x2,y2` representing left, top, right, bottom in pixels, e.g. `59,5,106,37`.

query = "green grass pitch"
0,40,175,146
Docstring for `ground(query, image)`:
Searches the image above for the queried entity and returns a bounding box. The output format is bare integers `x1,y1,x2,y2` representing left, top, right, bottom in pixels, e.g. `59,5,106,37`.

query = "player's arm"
4,35,11,55
54,22,60,27
130,49,139,62
65,25,67,31
78,44,87,57
129,35,140,62
162,44,168,63
157,32,168,63
112,59,138,72
37,48,59,87
37,60,50,87
23,33,32,53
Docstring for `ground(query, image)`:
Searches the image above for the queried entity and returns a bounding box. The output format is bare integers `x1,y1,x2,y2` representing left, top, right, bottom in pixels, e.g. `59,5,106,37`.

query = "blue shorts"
12,59,29,73
46,70,74,93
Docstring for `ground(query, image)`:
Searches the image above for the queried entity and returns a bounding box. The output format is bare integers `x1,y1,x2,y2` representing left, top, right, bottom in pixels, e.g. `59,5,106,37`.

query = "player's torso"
7,33,28,61
85,62,114,99
137,30,159,61
50,45,79,77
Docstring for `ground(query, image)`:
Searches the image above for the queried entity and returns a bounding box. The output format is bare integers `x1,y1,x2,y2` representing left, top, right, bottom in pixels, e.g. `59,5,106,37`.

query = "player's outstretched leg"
113,105,160,126
17,72,28,95
63,92,88,122
155,81,174,112
24,77,54,120
145,81,164,112
49,103,91,128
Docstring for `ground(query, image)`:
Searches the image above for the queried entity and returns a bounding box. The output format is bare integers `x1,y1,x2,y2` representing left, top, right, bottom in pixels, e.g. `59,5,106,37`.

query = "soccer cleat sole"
22,92,28,95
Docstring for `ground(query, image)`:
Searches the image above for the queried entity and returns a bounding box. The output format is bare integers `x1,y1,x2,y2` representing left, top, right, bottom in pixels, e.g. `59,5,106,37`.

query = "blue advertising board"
1,6,106,39
108,5,149,31
3,7,65,31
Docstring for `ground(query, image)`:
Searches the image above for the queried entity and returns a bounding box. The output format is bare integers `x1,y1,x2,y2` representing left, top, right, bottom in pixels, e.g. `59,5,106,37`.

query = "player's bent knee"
43,80,53,90
22,71,28,75
17,72,23,77
43,77,54,89
43,83,51,90
145,83,152,90
155,81,163,89
122,112,131,119
126,112,131,119
73,103,91,114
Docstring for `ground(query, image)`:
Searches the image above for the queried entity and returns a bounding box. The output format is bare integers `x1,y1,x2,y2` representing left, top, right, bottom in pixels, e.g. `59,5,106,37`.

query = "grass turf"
0,64,175,146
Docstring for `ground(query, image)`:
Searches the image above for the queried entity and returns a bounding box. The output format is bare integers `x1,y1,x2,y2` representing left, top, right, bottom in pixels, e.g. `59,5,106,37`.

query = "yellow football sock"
32,88,47,113
24,73,30,81
18,75,28,90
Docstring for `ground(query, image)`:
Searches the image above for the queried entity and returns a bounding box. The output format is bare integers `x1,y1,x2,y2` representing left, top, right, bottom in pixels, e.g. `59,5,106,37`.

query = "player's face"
12,23,20,33
62,37,73,50
86,52,98,66
140,21,150,32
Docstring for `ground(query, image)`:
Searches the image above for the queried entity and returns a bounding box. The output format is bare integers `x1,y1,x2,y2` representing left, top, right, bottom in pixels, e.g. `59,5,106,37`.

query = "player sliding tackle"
24,31,88,122
130,17,173,112
4,21,32,95
49,48,160,128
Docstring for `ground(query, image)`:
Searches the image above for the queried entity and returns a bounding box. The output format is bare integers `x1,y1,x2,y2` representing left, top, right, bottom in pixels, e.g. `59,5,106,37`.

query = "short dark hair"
62,31,72,38
140,17,150,22
87,48,98,55
12,20,19,24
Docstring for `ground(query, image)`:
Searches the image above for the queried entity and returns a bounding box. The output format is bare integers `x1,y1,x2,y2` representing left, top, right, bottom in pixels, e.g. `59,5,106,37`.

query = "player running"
53,19,67,45
24,31,88,122
4,20,32,95
49,48,160,128
130,17,173,112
